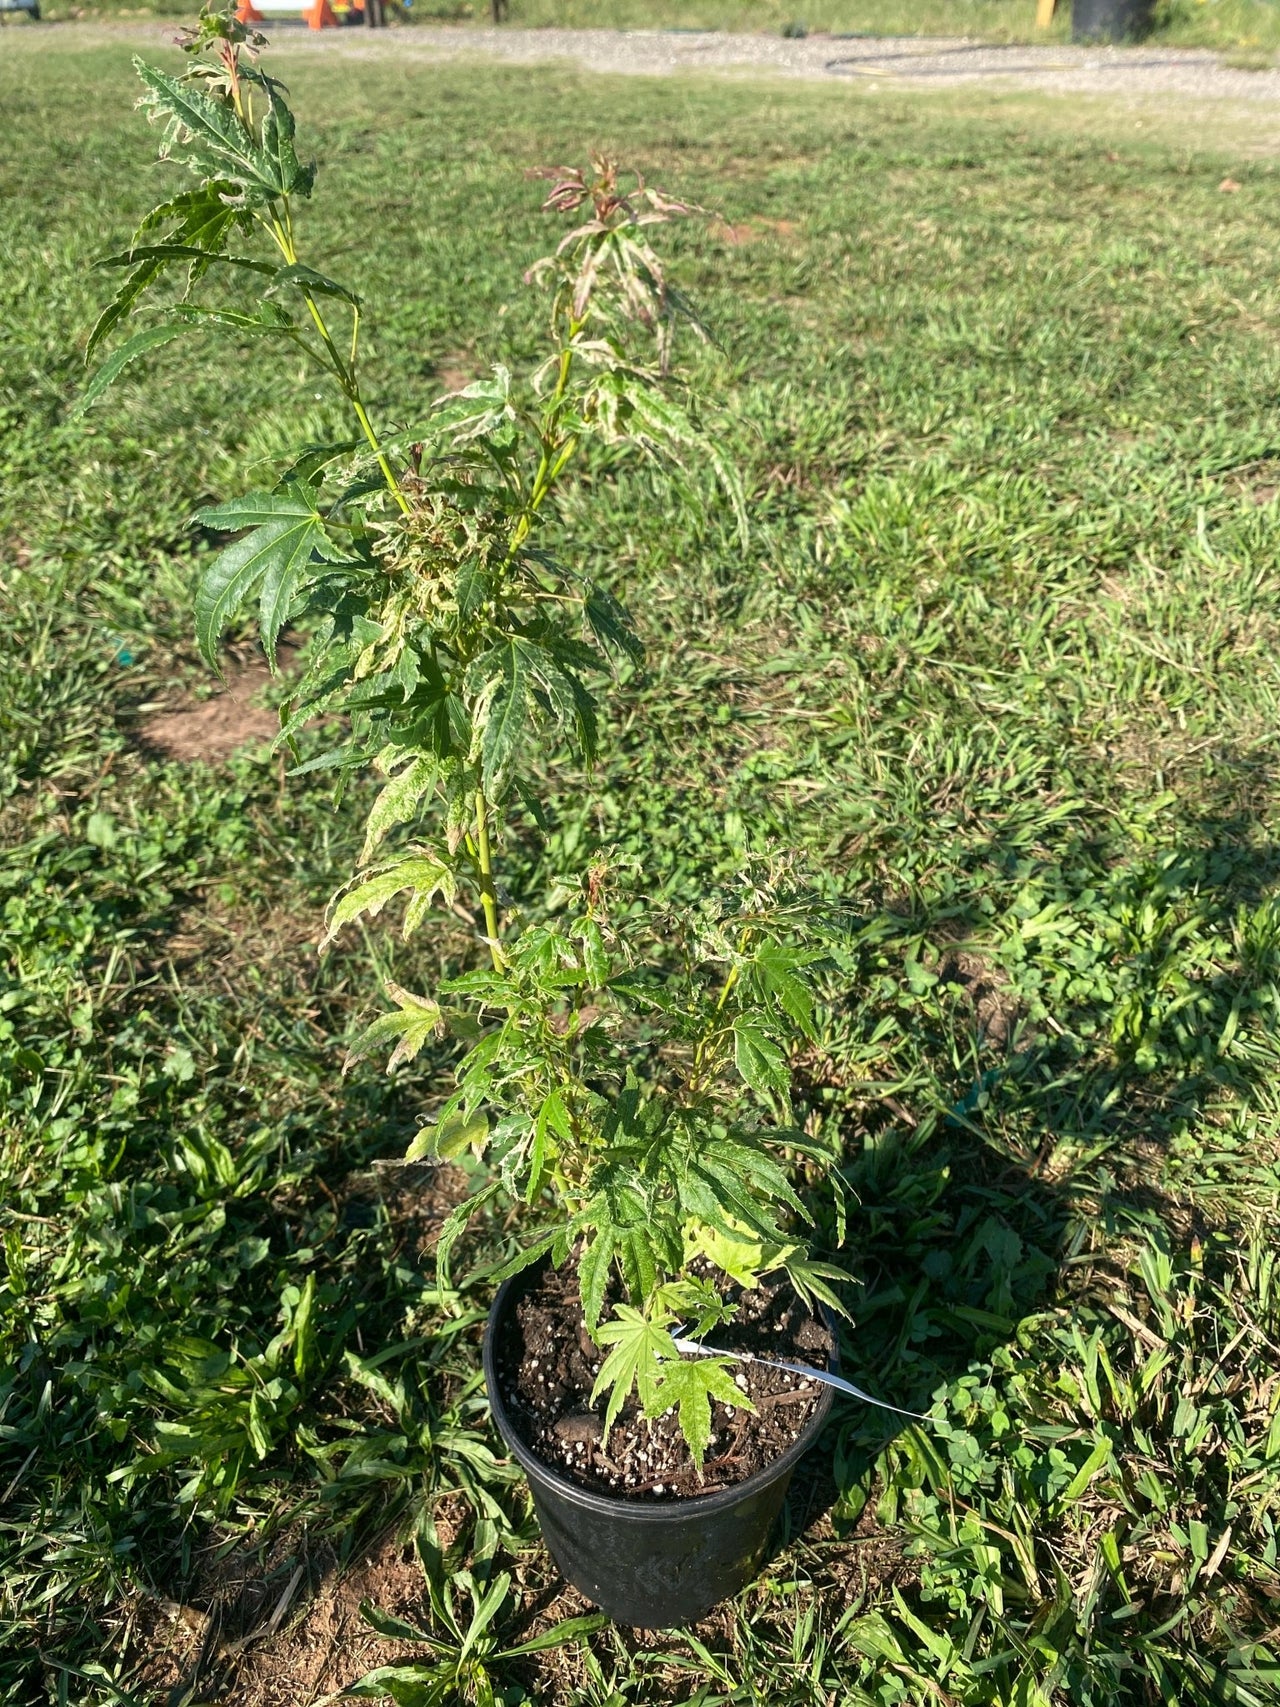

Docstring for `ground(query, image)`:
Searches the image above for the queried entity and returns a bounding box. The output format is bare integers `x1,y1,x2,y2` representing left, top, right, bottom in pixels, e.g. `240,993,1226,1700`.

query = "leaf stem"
474,788,505,972
267,208,410,516
689,930,751,1093
505,314,585,562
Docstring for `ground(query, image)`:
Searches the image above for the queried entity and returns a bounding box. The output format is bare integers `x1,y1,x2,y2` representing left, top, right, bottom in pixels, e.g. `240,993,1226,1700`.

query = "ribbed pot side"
483,1270,836,1628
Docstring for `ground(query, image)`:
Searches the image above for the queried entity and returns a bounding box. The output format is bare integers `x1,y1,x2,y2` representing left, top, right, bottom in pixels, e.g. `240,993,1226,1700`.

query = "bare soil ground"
124,1529,427,1707
138,643,287,764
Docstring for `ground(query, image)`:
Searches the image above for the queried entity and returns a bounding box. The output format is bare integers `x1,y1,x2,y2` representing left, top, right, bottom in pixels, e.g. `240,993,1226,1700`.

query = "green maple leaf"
194,484,347,667
589,1305,674,1441
648,1356,750,1470
134,59,313,203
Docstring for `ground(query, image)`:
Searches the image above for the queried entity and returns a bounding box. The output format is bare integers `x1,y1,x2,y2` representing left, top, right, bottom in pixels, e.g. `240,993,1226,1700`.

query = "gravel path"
16,19,1280,107
259,24,1280,105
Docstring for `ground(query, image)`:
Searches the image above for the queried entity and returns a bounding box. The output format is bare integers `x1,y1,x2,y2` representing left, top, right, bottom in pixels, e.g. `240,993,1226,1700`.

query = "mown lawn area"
4,34,1280,1707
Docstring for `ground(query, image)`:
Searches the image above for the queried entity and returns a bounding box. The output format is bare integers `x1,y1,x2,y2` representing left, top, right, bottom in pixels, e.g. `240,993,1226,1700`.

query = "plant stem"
689,932,750,1093
474,788,504,972
349,393,408,514
267,209,410,516
505,316,585,561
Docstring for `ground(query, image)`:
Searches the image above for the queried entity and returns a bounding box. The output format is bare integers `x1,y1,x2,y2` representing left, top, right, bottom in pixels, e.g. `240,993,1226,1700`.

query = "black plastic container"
1071,0,1154,41
483,1272,836,1628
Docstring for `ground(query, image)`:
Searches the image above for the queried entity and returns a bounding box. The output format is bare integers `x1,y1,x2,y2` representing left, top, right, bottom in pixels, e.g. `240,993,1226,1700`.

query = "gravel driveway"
17,19,1280,108
264,24,1280,105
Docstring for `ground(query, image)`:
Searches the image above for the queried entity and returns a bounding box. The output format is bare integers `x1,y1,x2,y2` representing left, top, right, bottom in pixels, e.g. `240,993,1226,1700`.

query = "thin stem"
689,930,751,1093
504,314,585,562
474,788,505,973
266,208,410,516
350,394,408,514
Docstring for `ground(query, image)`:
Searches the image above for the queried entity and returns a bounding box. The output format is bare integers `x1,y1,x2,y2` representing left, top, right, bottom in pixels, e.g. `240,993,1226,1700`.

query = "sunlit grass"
3,42,1280,1707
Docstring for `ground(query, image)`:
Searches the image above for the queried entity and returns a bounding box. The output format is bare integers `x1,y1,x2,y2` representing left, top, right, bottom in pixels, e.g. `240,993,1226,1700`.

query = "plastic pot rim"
483,1267,837,1524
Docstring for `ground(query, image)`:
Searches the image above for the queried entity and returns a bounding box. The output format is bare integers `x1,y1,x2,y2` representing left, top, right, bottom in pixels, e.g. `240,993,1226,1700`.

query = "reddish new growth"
528,156,709,365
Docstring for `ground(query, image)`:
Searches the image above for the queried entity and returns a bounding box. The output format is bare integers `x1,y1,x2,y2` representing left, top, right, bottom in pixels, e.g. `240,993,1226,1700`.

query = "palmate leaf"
731,1020,790,1097
526,1087,572,1204
577,918,610,988
345,982,442,1075
83,300,299,417
648,1355,748,1469
515,638,600,764
432,363,516,444
194,484,347,666
134,58,312,203
321,851,457,950
87,255,167,363
138,180,247,245
361,755,439,863
682,1152,793,1247
259,79,316,201
436,1179,502,1291
683,1217,793,1289
90,246,275,360
479,641,530,799
589,1304,674,1441
406,1106,489,1160
702,1133,807,1219
453,555,491,624
470,1226,562,1288
527,641,599,763
267,261,360,308
617,1221,661,1304
167,300,295,335
605,376,749,547
98,243,276,278
475,637,600,787
754,941,819,1041
584,585,643,667
88,179,252,358
783,1255,851,1319
576,1224,615,1333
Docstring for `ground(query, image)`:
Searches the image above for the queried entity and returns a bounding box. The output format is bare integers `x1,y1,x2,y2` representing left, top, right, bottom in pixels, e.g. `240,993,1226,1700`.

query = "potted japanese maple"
83,5,852,1627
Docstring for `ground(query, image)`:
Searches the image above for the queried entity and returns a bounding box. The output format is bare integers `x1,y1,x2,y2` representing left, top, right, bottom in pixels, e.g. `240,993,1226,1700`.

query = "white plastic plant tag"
670,1333,935,1424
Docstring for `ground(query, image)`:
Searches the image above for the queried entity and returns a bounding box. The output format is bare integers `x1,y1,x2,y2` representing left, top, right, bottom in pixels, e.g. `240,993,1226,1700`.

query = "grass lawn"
4,32,1280,1707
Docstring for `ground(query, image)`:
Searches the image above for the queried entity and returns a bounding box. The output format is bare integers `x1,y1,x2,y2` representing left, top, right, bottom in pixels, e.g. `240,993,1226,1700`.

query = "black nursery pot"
483,1272,836,1629
1071,0,1154,41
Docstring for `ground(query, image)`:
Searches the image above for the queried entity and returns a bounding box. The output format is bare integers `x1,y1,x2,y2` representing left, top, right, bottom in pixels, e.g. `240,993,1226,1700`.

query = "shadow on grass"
774,790,1280,1576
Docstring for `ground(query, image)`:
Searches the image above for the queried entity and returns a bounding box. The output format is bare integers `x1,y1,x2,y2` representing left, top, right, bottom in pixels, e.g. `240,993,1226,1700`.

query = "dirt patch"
1224,460,1280,507
938,946,1023,1051
128,1528,429,1707
433,354,479,392
710,217,801,246
342,1159,473,1260
496,1260,831,1501
139,643,291,764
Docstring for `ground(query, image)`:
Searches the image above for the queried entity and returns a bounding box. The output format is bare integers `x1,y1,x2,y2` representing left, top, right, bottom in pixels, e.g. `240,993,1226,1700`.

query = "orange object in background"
236,0,340,27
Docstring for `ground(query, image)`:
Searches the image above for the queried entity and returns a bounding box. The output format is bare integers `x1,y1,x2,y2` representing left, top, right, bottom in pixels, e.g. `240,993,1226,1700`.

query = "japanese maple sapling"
83,4,847,1468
